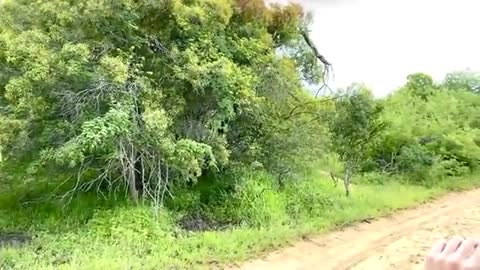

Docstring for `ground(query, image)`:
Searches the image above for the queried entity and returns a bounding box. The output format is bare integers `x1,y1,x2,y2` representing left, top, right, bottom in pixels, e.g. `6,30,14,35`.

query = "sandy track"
231,189,480,270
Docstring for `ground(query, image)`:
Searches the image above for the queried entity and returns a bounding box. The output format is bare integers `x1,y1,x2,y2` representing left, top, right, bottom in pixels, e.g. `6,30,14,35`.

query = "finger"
430,239,447,254
463,246,480,269
455,239,477,259
425,239,447,268
443,239,478,270
471,244,480,260
441,236,464,256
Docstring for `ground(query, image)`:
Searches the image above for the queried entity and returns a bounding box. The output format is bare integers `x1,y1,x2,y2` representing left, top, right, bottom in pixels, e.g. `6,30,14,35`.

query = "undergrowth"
1,171,478,269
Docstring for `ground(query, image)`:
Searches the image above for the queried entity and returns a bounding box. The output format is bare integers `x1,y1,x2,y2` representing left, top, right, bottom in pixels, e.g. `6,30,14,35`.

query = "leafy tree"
405,73,436,100
443,70,480,93
369,73,480,183
326,84,384,196
0,0,328,202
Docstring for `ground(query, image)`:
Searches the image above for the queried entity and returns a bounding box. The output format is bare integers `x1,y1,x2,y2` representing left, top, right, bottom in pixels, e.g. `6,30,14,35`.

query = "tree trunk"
134,151,144,201
343,167,352,197
128,150,139,203
330,171,338,187
128,149,143,204
128,83,145,204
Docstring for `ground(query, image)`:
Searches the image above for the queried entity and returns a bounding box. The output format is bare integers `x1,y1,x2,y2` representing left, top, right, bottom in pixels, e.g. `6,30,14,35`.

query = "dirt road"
233,189,480,270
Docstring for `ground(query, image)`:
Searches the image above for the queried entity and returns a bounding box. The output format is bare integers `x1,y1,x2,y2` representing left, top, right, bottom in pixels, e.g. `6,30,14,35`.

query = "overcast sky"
279,0,480,96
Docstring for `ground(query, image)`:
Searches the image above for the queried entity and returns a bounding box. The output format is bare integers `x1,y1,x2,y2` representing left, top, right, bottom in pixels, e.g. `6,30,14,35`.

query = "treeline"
366,72,480,184
0,0,479,217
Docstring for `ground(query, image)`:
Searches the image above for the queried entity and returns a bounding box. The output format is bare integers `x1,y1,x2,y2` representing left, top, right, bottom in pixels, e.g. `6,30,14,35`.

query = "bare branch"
299,28,335,97
299,29,331,67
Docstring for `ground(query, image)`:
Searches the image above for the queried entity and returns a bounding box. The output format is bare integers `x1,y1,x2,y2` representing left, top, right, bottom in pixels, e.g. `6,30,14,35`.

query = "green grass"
0,172,479,269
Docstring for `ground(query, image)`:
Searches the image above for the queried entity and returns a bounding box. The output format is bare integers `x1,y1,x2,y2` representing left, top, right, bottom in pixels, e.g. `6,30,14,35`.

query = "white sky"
277,0,480,96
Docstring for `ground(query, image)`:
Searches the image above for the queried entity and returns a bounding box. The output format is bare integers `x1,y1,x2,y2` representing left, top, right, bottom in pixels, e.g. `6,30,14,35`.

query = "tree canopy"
0,0,328,201
0,0,479,202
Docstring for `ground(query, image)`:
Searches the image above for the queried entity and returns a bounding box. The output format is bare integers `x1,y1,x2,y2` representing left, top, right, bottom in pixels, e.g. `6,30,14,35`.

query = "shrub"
213,172,289,227
284,178,337,220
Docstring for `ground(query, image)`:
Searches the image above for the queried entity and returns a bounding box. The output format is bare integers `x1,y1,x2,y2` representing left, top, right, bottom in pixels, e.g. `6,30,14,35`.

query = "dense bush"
1,1,480,268
0,0,326,202
0,0,479,226
367,73,480,184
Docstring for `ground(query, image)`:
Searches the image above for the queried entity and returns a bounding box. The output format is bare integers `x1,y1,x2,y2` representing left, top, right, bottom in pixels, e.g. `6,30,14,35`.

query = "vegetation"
326,84,385,196
0,0,479,269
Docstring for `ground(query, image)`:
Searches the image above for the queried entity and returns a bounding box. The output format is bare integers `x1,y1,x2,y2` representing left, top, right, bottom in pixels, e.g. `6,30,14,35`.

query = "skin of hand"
425,237,480,270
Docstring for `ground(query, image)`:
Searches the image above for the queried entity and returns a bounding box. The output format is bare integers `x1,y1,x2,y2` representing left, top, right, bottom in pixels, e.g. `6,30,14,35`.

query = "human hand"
425,237,480,270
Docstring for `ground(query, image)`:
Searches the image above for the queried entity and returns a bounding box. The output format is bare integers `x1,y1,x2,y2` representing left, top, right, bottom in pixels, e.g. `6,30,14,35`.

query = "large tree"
0,0,328,202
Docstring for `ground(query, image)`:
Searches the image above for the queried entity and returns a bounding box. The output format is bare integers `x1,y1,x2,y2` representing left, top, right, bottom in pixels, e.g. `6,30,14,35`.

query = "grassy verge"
0,172,479,269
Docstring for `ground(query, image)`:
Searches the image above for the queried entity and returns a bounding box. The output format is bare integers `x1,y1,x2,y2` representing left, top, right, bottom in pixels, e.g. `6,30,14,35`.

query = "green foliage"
368,72,480,183
0,0,326,200
218,173,288,227
327,85,384,168
3,170,473,269
443,70,480,93
325,84,385,195
1,0,480,268
284,177,337,220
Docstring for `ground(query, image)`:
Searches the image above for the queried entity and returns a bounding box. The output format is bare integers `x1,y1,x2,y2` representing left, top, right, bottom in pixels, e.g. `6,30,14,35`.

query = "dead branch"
54,79,121,123
299,29,331,67
299,28,335,97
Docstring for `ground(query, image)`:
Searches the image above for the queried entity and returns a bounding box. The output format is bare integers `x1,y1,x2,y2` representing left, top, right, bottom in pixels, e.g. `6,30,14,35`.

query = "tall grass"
0,171,479,269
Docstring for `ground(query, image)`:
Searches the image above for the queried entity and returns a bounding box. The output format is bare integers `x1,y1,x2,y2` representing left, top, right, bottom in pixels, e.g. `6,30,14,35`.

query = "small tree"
327,84,384,196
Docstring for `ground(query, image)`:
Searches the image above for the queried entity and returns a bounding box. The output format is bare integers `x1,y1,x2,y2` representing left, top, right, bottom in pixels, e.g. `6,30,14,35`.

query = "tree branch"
299,29,331,67
299,28,334,97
